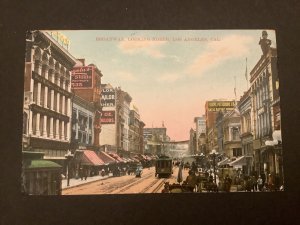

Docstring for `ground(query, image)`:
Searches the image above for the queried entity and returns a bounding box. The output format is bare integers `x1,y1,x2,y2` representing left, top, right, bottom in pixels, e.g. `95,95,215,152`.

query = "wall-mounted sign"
100,111,115,124
71,66,93,89
101,88,115,107
207,101,235,112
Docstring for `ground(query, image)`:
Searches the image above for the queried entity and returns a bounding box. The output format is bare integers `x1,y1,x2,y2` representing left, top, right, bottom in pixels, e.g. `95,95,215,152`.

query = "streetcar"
155,155,173,178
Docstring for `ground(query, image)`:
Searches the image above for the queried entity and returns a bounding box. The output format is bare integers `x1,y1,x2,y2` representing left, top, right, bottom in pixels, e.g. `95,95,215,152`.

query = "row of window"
31,112,68,140
33,82,70,115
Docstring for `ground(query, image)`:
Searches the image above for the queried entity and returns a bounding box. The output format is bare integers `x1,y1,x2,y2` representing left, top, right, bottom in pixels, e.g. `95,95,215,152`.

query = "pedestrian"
252,176,257,192
162,182,170,193
79,167,83,180
268,174,273,191
186,170,197,192
177,163,183,184
224,175,232,193
257,175,263,191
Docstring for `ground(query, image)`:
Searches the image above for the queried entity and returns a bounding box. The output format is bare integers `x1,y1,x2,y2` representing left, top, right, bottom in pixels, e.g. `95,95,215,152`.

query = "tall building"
115,87,132,152
129,105,141,153
99,83,117,150
237,90,253,175
250,31,282,180
71,95,95,148
23,31,76,195
144,125,169,155
205,100,236,152
194,116,206,153
71,59,103,148
23,30,76,162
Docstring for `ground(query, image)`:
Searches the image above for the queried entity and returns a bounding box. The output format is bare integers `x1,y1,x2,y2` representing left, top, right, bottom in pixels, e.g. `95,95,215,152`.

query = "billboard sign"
207,101,235,112
101,88,115,107
71,66,93,89
100,110,115,124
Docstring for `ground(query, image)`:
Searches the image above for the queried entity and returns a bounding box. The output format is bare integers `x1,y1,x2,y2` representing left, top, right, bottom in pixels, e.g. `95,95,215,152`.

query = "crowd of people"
163,161,283,193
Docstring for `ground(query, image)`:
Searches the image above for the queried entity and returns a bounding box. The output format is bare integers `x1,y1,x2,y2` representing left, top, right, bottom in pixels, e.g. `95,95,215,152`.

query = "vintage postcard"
22,30,283,195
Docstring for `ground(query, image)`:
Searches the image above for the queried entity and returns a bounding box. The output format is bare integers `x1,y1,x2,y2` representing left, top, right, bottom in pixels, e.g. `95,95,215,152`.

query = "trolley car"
155,155,173,178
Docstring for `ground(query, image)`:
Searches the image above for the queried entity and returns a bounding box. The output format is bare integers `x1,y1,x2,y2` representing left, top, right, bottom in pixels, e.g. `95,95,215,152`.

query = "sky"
56,30,276,141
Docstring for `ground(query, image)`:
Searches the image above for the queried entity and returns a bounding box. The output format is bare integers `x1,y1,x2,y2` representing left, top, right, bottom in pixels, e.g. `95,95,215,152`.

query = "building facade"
23,31,76,163
115,87,132,152
71,95,95,148
222,109,242,159
143,126,169,155
71,59,103,149
99,84,117,150
250,31,281,180
129,106,141,153
205,100,236,153
237,90,253,175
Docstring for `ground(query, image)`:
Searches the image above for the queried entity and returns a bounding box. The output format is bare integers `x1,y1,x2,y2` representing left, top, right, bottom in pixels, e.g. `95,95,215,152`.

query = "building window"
233,148,242,157
232,127,239,141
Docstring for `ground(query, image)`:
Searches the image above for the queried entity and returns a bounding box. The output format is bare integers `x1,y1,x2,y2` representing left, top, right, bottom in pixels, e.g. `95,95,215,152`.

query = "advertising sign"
101,88,115,107
71,66,93,89
207,101,235,112
100,110,115,124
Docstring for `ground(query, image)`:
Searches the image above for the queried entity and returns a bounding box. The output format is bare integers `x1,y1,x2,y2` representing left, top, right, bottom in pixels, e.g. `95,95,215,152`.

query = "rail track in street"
104,172,155,194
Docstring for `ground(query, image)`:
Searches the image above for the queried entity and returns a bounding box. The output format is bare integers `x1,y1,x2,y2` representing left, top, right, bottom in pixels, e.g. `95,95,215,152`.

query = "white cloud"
186,35,254,77
118,39,167,58
157,72,181,83
116,71,137,82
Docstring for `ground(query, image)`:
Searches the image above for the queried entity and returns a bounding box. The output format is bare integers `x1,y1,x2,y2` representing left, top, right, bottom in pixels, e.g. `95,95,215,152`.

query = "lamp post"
65,150,74,187
210,149,217,184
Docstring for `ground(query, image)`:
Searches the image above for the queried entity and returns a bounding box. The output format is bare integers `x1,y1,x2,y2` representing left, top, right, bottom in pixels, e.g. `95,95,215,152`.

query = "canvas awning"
98,151,117,165
25,159,62,170
229,155,252,168
80,150,104,166
218,158,230,166
108,153,124,162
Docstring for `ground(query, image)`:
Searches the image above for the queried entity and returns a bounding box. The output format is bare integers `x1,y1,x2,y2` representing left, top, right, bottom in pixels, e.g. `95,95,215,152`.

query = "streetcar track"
152,178,168,193
139,178,161,193
104,172,155,194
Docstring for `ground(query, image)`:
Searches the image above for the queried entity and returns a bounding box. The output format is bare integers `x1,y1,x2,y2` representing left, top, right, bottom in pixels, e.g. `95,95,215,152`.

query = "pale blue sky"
56,30,277,140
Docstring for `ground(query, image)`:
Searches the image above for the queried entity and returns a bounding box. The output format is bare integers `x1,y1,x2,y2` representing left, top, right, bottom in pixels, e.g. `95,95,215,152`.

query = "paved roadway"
62,166,189,195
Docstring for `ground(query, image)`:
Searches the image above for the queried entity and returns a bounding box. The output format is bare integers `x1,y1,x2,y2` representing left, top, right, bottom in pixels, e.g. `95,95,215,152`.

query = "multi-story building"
129,105,141,153
189,128,197,155
250,31,281,180
194,116,206,153
139,121,146,154
205,100,236,153
99,83,117,151
23,30,76,163
115,87,132,152
237,90,253,175
23,31,76,195
71,59,103,149
144,126,169,155
222,109,242,159
71,95,95,148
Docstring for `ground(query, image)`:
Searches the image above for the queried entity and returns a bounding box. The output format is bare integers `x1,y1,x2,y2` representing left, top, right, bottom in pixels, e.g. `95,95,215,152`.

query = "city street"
62,166,189,195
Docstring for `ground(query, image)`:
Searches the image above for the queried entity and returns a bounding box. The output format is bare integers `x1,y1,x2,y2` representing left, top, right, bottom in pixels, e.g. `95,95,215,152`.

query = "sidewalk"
62,174,113,190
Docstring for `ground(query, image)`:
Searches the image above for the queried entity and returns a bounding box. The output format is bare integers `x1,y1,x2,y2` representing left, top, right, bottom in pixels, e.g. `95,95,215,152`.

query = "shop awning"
229,155,252,168
108,153,124,162
80,150,104,166
218,158,230,166
98,151,117,165
26,160,62,169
